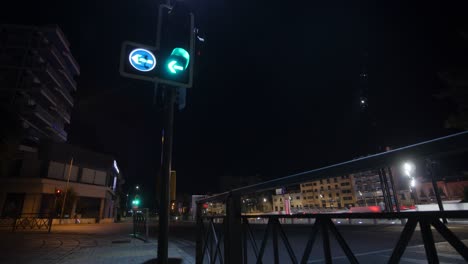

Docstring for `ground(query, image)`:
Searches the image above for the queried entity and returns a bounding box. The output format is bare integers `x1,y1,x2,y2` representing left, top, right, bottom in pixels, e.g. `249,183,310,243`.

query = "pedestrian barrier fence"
0,213,53,232
133,208,149,242
195,131,468,263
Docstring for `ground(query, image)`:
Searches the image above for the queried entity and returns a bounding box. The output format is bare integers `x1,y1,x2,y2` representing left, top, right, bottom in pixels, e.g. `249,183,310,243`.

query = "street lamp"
136,185,140,190
403,162,414,177
263,198,267,203
403,161,418,205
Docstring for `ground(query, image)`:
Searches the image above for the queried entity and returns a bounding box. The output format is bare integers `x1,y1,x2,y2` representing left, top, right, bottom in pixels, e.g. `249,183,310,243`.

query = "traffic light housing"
55,188,62,198
119,3,194,88
156,2,194,87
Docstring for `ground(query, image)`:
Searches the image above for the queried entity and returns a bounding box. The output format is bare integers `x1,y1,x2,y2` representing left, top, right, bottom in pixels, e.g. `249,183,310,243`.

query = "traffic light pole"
157,84,176,263
59,157,73,224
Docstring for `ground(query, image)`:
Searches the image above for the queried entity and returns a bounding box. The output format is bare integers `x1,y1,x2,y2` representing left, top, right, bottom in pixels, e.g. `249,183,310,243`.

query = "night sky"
2,1,467,201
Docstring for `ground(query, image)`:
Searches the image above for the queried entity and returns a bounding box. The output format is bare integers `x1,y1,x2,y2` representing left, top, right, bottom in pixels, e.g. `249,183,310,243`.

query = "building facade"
0,24,79,146
272,192,304,213
351,170,385,206
0,143,123,222
300,176,356,209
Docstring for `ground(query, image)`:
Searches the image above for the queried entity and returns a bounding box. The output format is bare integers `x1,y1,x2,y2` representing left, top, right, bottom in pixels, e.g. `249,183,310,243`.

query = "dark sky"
2,1,468,199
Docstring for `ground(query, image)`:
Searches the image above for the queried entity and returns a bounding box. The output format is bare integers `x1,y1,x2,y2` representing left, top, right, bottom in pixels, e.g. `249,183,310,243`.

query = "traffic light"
156,2,194,87
55,188,62,198
119,3,194,88
132,195,141,208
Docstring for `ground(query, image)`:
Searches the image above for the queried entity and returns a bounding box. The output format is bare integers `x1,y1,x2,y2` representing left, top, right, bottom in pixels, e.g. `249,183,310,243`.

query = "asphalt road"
155,221,468,264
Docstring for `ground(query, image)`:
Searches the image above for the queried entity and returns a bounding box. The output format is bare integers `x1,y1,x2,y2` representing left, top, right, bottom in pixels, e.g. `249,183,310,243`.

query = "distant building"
351,170,385,206
0,143,123,222
0,24,79,147
272,192,303,213
300,176,356,209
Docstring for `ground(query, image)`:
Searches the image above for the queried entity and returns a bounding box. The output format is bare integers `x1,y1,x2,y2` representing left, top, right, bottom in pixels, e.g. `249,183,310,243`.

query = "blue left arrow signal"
128,48,157,72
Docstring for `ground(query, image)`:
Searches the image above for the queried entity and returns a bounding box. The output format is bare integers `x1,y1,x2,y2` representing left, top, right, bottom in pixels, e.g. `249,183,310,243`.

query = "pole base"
142,258,183,264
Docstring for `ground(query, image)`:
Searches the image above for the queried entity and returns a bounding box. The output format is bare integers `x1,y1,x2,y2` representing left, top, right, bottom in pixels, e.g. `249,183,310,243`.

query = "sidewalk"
0,223,195,264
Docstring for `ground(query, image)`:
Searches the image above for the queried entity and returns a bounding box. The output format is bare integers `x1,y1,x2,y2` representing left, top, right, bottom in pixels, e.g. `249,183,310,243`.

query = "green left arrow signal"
168,60,184,74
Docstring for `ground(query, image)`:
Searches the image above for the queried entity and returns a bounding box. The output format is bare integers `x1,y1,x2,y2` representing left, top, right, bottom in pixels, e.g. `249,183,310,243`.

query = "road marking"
379,255,452,264
307,239,468,263
411,251,464,260
308,249,395,263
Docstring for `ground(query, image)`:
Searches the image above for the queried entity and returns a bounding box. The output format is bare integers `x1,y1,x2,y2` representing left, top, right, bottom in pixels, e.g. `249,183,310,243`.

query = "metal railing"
195,131,468,263
0,213,53,232
133,208,149,242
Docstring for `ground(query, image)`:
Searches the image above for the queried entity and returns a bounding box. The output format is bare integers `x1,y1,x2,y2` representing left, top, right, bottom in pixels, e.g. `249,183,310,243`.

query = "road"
3,219,465,263
154,220,468,264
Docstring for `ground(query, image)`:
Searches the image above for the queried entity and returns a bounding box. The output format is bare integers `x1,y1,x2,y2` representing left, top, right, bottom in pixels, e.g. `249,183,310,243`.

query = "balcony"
39,86,58,107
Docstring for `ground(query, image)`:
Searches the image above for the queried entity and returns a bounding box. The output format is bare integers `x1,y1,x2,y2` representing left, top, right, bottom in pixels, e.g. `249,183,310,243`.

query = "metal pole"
60,157,73,224
157,86,176,263
427,159,447,224
145,208,149,242
378,169,391,212
386,167,405,225
195,202,204,263
224,194,242,264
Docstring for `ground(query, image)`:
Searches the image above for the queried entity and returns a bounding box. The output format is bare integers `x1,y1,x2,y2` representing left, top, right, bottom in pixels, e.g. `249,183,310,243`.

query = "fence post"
145,208,149,242
48,213,53,233
224,194,242,264
195,202,204,263
133,210,136,238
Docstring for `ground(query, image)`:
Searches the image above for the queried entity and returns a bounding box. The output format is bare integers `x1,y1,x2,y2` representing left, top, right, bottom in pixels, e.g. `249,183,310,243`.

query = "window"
280,207,283,211
336,193,340,196
81,168,107,185
296,196,300,200
334,178,338,183
326,179,330,183
335,185,338,189
313,182,317,186
315,196,318,199
303,197,307,200
341,182,350,186
343,197,352,201
327,186,331,190
320,186,324,191
341,190,352,194
328,193,332,198
279,198,282,202
320,179,323,184
274,199,277,202
275,206,278,211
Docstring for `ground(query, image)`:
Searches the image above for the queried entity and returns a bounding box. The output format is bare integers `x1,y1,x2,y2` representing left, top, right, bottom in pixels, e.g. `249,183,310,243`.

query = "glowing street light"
410,178,416,188
263,198,267,203
403,162,414,177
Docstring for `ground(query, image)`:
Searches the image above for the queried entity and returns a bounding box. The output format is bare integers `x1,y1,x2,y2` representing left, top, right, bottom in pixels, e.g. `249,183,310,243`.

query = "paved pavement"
0,222,195,264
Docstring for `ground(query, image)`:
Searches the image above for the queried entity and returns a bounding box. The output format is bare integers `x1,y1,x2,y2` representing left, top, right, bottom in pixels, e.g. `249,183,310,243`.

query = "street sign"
129,48,157,72
120,41,159,82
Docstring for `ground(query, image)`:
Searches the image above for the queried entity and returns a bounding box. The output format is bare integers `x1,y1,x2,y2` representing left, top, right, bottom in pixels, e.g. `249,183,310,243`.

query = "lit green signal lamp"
166,48,190,74
132,199,140,206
